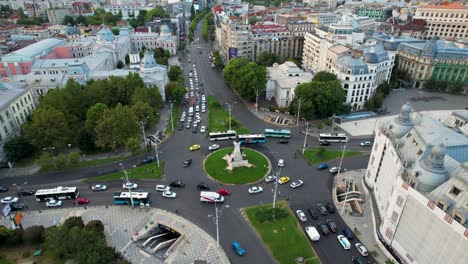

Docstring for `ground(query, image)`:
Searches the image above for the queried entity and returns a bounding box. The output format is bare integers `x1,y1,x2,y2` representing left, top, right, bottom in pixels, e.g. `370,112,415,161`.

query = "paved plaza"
0,206,229,264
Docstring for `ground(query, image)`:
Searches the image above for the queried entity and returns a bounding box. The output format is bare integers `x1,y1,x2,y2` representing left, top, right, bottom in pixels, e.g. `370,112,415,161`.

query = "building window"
417,149,423,155
437,201,445,210
453,213,463,224
449,186,461,197
385,228,393,240
396,196,404,207
391,211,399,223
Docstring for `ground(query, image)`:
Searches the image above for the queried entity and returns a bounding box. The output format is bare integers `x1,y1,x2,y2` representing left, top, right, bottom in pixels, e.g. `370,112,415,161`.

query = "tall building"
46,8,72,25
215,14,252,62
251,22,293,61
365,103,468,264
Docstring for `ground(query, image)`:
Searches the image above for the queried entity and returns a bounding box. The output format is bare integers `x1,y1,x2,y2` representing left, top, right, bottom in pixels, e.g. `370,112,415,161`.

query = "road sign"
2,204,11,217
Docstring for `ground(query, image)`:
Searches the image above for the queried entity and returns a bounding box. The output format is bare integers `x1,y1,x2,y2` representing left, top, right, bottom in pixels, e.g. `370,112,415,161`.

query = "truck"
305,226,320,241
200,191,224,203
188,107,194,117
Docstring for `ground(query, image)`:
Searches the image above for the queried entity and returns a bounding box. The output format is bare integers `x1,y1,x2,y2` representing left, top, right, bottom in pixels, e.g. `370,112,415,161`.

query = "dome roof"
391,102,413,138
97,26,115,43
364,52,379,64
384,40,398,51
140,50,157,73
160,25,171,36
416,143,448,192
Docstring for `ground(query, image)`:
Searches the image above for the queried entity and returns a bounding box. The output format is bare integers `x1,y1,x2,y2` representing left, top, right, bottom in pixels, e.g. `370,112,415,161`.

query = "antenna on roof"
101,14,105,26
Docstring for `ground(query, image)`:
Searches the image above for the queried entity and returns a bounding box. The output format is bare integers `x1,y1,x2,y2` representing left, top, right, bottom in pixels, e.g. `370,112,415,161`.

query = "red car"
73,197,89,205
218,188,231,196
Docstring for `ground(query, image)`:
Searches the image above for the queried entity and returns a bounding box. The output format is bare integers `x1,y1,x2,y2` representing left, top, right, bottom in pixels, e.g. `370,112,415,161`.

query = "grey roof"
453,110,468,121
336,56,369,75
0,82,30,110
2,38,65,59
398,40,468,61
364,52,378,64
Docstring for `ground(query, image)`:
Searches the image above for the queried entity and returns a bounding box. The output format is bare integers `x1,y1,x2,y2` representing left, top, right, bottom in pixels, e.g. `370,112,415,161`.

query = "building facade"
130,25,178,55
251,22,293,61
46,8,71,25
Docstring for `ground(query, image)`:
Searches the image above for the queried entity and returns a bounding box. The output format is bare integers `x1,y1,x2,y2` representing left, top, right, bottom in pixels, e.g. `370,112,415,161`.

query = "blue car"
232,241,246,256
317,163,329,170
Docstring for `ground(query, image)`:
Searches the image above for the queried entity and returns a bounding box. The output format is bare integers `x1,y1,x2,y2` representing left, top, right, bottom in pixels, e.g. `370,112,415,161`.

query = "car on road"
319,141,330,146
162,190,177,198
264,175,276,183
352,256,367,264
341,227,354,240
326,202,336,213
317,203,328,215
278,176,290,184
277,139,289,144
91,184,107,191
189,144,201,151
296,210,307,222
355,243,369,257
232,241,246,256
218,188,231,196
360,141,372,147
141,156,155,164
326,219,338,233
186,122,191,129
290,180,304,189
177,123,184,130
183,159,192,168
200,126,206,133
278,159,285,167
170,180,185,188
329,167,340,174
1,197,19,204
209,144,220,151
46,199,63,207
337,235,351,250
73,197,89,205
317,163,329,170
17,190,35,196
308,208,319,219
192,126,198,133
156,185,170,192
248,186,263,194
196,183,210,190
317,222,330,235
0,186,7,192
122,182,138,190
10,203,25,211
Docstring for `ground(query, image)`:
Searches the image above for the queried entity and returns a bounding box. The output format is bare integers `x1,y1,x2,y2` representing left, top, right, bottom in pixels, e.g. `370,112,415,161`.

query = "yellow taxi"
278,176,290,184
189,144,201,151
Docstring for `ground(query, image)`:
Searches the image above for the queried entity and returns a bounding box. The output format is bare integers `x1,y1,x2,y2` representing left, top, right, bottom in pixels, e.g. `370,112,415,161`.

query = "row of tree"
223,58,266,101
62,9,122,26
166,65,188,102
423,77,465,94
201,13,214,41
188,8,208,42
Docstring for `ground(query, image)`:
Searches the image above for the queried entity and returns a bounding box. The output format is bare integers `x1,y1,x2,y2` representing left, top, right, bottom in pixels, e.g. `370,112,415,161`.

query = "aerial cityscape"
0,0,467,263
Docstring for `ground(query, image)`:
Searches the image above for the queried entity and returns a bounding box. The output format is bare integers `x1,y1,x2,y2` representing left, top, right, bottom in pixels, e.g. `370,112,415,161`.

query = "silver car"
296,210,307,222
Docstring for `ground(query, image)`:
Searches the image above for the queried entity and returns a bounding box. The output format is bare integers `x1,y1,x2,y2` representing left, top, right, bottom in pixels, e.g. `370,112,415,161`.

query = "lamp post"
67,144,72,154
225,102,237,131
138,119,148,147
296,97,302,126
12,182,28,209
119,163,135,208
43,147,57,169
149,133,160,167
209,203,230,246
255,88,265,112
302,118,309,155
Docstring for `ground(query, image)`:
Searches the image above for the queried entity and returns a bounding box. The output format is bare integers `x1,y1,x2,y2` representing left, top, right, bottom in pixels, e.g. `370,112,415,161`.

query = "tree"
0,226,12,245
85,220,104,235
223,58,250,86
168,65,183,81
146,6,169,21
125,54,130,65
62,15,75,26
23,225,45,244
249,17,260,25
63,216,84,229
116,60,124,69
224,60,266,101
4,136,34,162
165,82,186,103
255,52,285,66
131,86,163,113
111,28,119,35
312,71,338,82
190,3,196,19
85,103,109,136
131,101,156,128
126,137,141,153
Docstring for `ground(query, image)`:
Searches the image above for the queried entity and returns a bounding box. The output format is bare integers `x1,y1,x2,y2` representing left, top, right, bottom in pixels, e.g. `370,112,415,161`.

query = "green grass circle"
204,147,270,184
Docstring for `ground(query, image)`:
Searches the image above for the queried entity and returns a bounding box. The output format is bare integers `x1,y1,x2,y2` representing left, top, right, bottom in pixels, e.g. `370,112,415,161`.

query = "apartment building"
46,8,72,24
216,14,252,62
302,31,334,73
414,2,468,42
251,22,293,61
18,26,50,41
306,12,341,27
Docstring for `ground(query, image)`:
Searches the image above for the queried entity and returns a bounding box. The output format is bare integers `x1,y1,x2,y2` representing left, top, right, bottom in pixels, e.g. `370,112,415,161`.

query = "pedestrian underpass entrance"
136,223,182,259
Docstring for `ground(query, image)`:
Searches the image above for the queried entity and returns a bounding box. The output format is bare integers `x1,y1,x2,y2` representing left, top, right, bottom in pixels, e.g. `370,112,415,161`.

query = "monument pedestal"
223,141,252,170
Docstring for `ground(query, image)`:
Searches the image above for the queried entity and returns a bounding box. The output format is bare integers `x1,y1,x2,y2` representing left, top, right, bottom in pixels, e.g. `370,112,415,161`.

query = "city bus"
113,192,151,206
209,130,237,141
238,134,266,144
264,129,291,138
35,186,79,202
318,133,349,143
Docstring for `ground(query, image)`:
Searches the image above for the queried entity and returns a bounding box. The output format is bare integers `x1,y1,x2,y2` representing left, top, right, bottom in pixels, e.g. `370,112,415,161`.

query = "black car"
10,203,25,211
308,208,319,219
325,202,336,213
18,190,35,196
142,156,156,164
196,183,210,190
352,256,367,264
277,139,289,144
317,222,330,235
317,203,328,215
0,186,7,192
183,159,192,168
199,82,204,86
192,126,198,133
326,219,337,233
177,123,184,130
170,180,186,188
341,227,354,240
319,141,330,146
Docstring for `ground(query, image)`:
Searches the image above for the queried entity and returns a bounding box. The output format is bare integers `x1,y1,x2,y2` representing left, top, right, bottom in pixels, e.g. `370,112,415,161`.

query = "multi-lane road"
0,31,375,264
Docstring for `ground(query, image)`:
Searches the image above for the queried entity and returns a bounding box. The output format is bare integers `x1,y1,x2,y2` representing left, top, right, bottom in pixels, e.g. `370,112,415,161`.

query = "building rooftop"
0,82,29,110
252,22,289,34
419,2,468,10
1,38,66,61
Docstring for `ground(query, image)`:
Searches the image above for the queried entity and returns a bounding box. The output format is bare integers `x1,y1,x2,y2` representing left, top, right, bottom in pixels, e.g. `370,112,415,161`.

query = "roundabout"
204,147,271,184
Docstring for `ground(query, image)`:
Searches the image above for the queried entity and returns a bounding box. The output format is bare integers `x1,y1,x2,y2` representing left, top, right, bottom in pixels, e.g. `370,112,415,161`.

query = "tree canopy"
146,6,169,21
223,58,266,101
255,52,285,66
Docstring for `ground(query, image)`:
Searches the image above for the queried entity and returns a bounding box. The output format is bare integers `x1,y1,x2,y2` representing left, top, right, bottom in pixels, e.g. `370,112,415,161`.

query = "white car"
162,190,177,198
200,126,206,133
156,184,170,192
329,167,340,174
122,182,138,190
248,186,263,194
296,210,307,222
290,180,304,189
278,159,284,167
46,199,63,207
1,196,19,204
337,235,351,250
209,144,220,151
360,141,372,147
264,175,276,183
91,184,107,191
355,243,369,256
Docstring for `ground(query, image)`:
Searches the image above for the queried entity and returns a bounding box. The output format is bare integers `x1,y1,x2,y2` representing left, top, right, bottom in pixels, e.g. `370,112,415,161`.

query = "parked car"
317,163,329,170
183,159,192,168
319,141,330,146
122,182,138,190
290,180,304,189
264,175,276,183
248,186,263,194
326,219,338,233
91,184,107,191
141,156,155,164
355,243,369,257
73,197,89,205
232,241,246,256
317,222,330,235
46,200,63,207
155,185,170,192
162,190,177,198
9,203,25,211
218,188,231,196
317,203,328,215
308,208,319,219
278,176,290,184
278,159,285,167
170,180,185,188
17,190,35,196
326,202,336,213
296,210,307,222
360,141,372,147
352,256,367,264
1,197,19,204
277,139,289,144
337,235,351,250
196,183,210,190
342,227,354,240
0,186,7,192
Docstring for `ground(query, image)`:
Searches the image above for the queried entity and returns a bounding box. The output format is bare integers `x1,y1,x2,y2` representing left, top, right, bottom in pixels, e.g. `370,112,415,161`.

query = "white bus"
318,133,348,143
35,186,79,201
209,130,237,141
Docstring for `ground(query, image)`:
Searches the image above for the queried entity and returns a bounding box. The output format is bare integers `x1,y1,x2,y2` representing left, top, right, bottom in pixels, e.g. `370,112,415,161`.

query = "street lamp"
255,88,266,112
149,133,160,167
302,118,309,155
224,102,237,131
43,147,57,169
67,144,72,154
138,118,149,147
209,203,230,246
119,163,135,208
12,182,28,209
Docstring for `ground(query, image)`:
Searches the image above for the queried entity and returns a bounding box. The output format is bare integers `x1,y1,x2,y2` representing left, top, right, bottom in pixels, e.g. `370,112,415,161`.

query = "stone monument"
223,141,252,170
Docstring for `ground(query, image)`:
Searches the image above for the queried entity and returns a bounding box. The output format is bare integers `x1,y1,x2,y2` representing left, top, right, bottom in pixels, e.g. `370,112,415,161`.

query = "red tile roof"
420,2,468,10
252,23,288,34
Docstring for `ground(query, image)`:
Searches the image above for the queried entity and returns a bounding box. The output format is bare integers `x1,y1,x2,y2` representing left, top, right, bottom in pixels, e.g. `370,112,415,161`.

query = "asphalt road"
0,29,375,264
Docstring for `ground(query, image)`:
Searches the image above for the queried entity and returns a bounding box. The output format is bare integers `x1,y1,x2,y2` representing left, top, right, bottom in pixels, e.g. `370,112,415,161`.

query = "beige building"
251,22,293,61
216,14,252,62
414,2,468,42
302,31,333,73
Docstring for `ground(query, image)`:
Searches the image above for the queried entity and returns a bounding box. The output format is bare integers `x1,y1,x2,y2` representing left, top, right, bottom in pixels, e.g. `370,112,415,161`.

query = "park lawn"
207,96,251,134
0,244,54,264
204,148,268,184
303,148,362,164
165,106,181,134
82,162,163,182
244,202,321,264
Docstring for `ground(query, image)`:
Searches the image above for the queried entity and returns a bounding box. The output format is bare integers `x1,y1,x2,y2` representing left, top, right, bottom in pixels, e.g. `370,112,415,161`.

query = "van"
188,107,194,117
200,191,224,203
305,226,320,241
156,185,170,192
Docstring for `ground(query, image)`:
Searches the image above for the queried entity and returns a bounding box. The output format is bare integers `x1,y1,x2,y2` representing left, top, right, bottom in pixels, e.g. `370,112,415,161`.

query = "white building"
0,82,35,163
130,25,178,55
266,61,313,108
365,103,468,264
